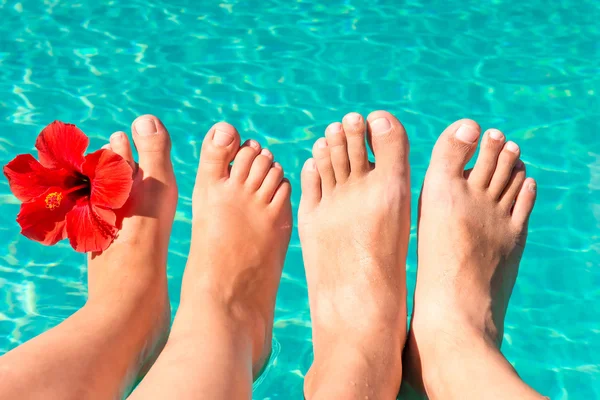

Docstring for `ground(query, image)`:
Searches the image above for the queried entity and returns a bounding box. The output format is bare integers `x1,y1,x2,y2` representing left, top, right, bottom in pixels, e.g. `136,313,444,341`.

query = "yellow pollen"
45,192,63,210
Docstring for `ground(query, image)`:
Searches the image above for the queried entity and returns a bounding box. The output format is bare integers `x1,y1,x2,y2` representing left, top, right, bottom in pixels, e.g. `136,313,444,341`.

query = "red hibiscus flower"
3,121,133,253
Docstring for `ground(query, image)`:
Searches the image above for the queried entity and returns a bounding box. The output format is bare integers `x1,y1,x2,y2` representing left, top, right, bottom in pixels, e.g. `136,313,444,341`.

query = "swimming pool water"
0,0,599,398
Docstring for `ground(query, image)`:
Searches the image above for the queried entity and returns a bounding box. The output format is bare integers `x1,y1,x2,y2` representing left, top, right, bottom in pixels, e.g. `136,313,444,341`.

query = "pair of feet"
0,111,541,399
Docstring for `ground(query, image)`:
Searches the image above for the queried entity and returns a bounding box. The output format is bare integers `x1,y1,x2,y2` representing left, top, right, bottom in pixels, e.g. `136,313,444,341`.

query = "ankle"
174,291,270,373
306,340,403,400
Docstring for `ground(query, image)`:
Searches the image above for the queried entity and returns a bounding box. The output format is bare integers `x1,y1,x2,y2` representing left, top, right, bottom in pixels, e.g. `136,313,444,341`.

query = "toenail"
135,118,158,136
515,159,524,169
110,132,124,141
488,129,504,141
345,113,362,125
317,138,328,149
244,139,260,149
213,129,235,147
305,158,316,170
328,122,342,134
527,181,536,192
455,124,479,144
370,117,391,135
261,148,273,158
505,141,519,153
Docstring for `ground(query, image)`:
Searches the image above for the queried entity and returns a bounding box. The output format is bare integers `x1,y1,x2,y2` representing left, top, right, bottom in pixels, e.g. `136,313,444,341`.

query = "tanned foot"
300,111,411,400
90,115,177,386
403,120,543,399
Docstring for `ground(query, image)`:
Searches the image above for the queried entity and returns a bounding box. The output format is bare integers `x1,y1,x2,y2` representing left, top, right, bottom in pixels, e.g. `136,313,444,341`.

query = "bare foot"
0,115,177,399
89,115,177,380
299,111,410,399
130,122,292,400
404,120,543,399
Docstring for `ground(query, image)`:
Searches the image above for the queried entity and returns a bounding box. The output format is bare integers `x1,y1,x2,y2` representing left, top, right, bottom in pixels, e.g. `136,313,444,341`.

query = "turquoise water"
0,0,599,398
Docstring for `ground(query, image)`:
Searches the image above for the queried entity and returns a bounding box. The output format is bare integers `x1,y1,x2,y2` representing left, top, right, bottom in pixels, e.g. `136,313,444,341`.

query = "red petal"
35,121,89,171
83,149,133,209
16,187,74,246
66,200,118,253
3,154,70,202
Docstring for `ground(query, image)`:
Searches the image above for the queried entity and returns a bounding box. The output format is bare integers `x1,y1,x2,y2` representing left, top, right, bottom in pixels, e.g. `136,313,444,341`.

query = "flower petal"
66,200,118,253
3,154,71,202
35,121,89,171
83,149,133,209
16,187,74,246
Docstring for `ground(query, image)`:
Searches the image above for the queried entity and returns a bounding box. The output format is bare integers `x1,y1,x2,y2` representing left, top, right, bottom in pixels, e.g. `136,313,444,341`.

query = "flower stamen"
45,192,63,210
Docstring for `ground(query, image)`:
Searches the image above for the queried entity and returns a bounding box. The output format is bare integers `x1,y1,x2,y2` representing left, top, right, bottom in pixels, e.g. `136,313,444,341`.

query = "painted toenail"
488,129,504,141
455,124,479,144
213,129,235,147
370,117,391,135
329,122,342,134
505,141,519,153
317,138,328,149
135,118,157,136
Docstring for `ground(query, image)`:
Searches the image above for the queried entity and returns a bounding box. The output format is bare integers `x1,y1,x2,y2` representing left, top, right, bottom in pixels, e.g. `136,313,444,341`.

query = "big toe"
198,122,241,181
132,115,174,182
366,110,409,175
428,119,481,178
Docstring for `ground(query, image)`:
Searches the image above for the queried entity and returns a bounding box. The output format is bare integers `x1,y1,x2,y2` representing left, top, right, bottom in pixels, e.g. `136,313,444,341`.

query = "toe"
325,122,350,183
312,138,336,194
428,119,481,177
300,158,321,209
257,162,284,202
230,139,261,182
270,179,292,211
366,110,409,175
131,115,173,181
488,141,520,199
499,160,526,211
110,131,135,169
468,129,505,189
246,152,273,190
512,177,537,232
198,121,241,181
342,112,369,176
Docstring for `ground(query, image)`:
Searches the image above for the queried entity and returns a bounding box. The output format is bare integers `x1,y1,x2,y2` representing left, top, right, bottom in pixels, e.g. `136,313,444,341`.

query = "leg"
403,121,545,399
299,111,410,399
0,115,177,399
129,123,292,399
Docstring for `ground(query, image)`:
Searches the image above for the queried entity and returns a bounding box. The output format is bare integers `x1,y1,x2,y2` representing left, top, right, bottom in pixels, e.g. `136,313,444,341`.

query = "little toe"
366,110,409,175
131,115,173,181
488,141,520,199
342,112,370,176
512,177,537,233
230,140,262,182
300,158,322,210
428,118,481,178
468,129,505,189
258,162,285,202
312,138,336,194
198,122,241,181
270,179,292,211
246,152,274,191
499,160,526,211
325,122,350,183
